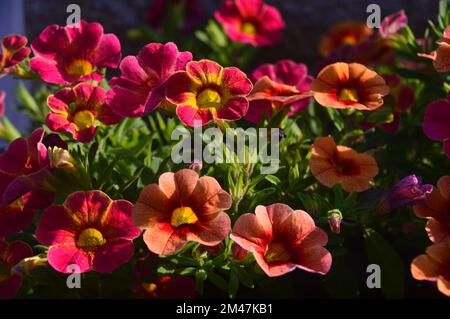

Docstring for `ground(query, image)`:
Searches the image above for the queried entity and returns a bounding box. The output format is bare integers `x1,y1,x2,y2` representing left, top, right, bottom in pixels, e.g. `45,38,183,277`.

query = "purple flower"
380,175,433,213
380,10,408,38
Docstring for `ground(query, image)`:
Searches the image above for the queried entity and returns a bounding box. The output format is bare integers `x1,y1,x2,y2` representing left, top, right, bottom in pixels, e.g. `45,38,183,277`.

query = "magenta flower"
36,191,141,273
46,83,122,143
0,35,30,77
107,42,192,118
379,175,433,214
0,199,34,238
245,59,313,123
215,0,285,47
380,10,408,38
0,128,53,209
30,21,121,85
423,92,450,158
0,91,5,116
0,240,32,299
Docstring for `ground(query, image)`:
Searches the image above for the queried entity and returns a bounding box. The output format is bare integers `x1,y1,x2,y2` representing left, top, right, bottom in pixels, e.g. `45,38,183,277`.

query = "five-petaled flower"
30,20,121,85
215,0,285,47
107,42,192,118
231,204,332,277
165,59,253,126
36,190,141,273
311,62,390,111
0,128,54,209
419,26,450,73
245,60,313,123
46,83,122,143
133,169,232,255
309,136,379,192
0,240,33,299
422,92,450,158
0,35,30,77
414,176,450,244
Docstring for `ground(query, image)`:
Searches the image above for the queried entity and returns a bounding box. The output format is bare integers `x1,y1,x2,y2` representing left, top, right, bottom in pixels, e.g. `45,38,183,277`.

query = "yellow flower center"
77,228,106,251
0,260,10,283
338,87,359,102
241,22,257,36
66,59,93,77
142,283,158,294
264,242,291,263
341,34,358,46
197,88,222,109
170,206,198,228
73,110,95,130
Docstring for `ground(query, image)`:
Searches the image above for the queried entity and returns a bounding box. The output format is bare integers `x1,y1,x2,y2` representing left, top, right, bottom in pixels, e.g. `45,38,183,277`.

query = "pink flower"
380,10,408,38
107,42,192,117
231,204,332,277
46,83,122,143
0,91,5,116
36,190,141,273
215,0,285,47
423,92,450,158
0,199,34,238
0,35,30,77
165,59,253,126
133,169,232,255
245,60,313,123
0,128,54,209
0,240,32,299
30,21,121,85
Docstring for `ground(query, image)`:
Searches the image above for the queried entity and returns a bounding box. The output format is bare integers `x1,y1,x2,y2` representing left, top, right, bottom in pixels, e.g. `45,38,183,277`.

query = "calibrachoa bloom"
379,175,433,214
165,59,253,126
380,10,408,39
245,60,313,123
423,92,450,158
133,169,232,255
0,35,30,77
0,240,32,299
30,21,121,85
414,176,450,243
411,239,450,297
310,136,379,192
46,83,122,143
134,276,196,299
311,62,390,111
36,191,141,273
108,42,192,118
319,21,373,57
231,204,332,277
215,0,285,47
0,128,53,209
419,26,450,73
0,199,34,237
0,90,5,116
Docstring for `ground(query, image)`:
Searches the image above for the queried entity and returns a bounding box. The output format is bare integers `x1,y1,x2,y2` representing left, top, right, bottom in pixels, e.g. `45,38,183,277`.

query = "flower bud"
232,243,248,261
327,209,343,234
48,147,76,169
12,254,48,277
188,159,203,172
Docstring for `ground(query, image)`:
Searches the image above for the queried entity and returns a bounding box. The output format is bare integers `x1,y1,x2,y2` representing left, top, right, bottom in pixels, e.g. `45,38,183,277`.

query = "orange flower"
309,136,379,192
414,176,450,243
311,62,389,111
411,239,450,297
319,21,373,57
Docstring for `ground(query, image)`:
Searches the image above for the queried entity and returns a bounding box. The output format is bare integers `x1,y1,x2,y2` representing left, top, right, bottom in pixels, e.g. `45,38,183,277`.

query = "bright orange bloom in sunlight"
311,62,389,111
411,239,450,297
319,21,373,57
309,136,379,192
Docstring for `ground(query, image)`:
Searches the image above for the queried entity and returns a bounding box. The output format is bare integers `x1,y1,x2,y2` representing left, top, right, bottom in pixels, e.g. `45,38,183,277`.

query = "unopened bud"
12,254,48,276
188,159,203,172
232,243,248,261
48,147,76,169
327,209,343,234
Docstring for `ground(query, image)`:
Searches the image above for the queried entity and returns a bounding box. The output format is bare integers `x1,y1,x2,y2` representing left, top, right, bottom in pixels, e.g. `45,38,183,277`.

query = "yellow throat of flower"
264,242,291,263
170,206,198,228
66,59,93,77
197,88,222,109
338,87,359,102
73,110,95,130
77,228,106,251
241,22,257,36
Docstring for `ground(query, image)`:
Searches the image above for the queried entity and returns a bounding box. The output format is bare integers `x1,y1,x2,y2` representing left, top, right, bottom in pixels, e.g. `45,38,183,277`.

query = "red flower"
0,199,34,238
46,83,122,143
422,92,450,158
215,0,285,47
30,21,121,85
36,191,141,273
108,42,192,118
231,204,332,277
0,35,30,77
0,240,32,299
133,169,232,255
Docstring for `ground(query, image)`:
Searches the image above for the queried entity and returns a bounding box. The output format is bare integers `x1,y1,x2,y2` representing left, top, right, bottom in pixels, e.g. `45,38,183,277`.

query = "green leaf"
326,108,345,131
207,271,228,293
264,175,281,186
228,270,239,298
195,269,207,295
364,228,405,299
